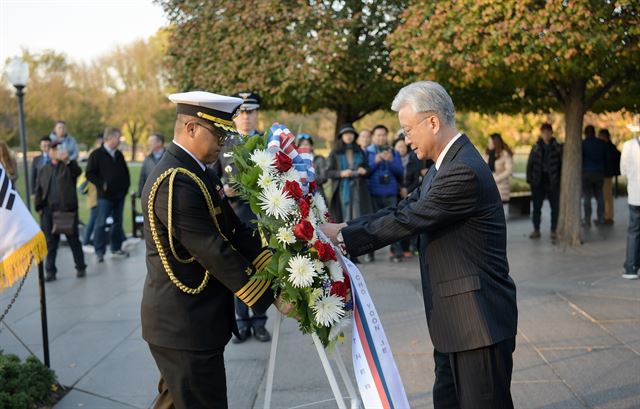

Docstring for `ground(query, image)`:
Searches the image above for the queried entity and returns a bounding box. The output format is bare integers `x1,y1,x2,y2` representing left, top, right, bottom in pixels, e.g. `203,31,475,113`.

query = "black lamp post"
7,58,30,209
6,56,50,368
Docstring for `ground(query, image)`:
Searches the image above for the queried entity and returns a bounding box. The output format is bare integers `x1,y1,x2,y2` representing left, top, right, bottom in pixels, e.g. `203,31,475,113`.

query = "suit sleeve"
138,159,147,197
154,174,274,313
342,163,478,257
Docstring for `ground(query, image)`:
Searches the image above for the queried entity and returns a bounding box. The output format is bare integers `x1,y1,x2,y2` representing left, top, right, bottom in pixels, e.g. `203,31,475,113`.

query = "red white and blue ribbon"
267,124,316,190
343,255,410,408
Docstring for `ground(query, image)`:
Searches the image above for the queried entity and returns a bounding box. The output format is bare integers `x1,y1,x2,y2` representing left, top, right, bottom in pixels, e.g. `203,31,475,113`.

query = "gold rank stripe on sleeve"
252,249,272,272
235,278,271,307
244,279,271,307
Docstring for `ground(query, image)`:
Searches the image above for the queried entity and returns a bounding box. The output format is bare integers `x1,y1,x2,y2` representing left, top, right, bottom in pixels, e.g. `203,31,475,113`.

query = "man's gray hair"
391,81,456,127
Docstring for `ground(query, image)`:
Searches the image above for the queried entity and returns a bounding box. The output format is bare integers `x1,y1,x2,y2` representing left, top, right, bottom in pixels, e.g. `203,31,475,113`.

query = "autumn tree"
390,0,640,246
100,33,172,160
157,0,406,133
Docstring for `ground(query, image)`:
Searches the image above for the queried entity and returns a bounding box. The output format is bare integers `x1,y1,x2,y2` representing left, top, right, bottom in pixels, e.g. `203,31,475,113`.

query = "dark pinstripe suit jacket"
342,135,517,353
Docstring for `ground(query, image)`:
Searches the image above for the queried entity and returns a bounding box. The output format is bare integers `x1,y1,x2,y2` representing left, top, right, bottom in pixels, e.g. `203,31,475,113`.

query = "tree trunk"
334,105,359,136
128,122,138,162
557,78,586,246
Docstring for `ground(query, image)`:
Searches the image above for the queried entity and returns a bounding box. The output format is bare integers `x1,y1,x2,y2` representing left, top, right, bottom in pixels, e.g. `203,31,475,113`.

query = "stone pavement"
0,197,638,408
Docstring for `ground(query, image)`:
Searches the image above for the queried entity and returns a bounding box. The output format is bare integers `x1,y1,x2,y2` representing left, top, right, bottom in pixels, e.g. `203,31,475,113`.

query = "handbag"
52,211,76,235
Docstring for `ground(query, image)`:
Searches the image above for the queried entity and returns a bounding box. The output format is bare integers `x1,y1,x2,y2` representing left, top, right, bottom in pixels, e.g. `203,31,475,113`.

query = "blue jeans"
83,206,98,245
624,205,640,274
94,197,125,257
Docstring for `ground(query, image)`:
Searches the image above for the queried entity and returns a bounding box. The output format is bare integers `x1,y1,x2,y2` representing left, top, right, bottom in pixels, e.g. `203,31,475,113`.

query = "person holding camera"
366,125,404,262
34,141,86,281
327,124,372,225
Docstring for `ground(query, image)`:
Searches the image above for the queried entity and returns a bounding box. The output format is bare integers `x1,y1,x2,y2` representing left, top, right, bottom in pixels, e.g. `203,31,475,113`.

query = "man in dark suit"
30,135,51,195
141,91,287,409
321,81,518,408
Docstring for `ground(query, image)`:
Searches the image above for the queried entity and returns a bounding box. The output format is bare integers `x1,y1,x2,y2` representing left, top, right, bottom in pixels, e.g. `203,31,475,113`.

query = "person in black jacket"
137,132,165,197
85,127,131,263
599,128,621,224
526,123,563,241
141,91,287,408
393,136,423,258
34,140,86,281
30,135,51,195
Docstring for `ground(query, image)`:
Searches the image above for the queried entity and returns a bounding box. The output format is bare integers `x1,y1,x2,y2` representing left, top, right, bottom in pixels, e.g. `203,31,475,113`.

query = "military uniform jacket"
342,135,517,353
141,143,274,351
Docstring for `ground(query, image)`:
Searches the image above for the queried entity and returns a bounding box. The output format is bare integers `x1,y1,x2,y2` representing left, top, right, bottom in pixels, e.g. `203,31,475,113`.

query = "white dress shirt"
172,140,206,171
435,133,463,170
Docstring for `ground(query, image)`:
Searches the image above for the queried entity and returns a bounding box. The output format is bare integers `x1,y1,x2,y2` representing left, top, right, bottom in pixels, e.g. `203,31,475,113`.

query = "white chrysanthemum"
276,227,296,245
312,294,345,327
258,172,276,189
329,317,352,341
286,255,317,288
327,260,344,282
313,193,328,214
258,185,295,220
250,149,275,170
312,259,325,274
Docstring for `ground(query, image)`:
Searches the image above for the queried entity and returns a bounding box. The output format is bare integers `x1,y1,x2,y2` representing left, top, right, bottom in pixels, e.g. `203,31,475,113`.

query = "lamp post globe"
6,56,31,210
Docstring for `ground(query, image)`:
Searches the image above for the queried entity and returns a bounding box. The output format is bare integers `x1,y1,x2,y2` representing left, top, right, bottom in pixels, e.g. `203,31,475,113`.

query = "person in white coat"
621,135,640,280
485,133,513,215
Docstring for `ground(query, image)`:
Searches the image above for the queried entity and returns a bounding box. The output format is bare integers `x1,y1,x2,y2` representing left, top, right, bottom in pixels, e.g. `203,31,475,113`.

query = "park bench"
508,191,531,218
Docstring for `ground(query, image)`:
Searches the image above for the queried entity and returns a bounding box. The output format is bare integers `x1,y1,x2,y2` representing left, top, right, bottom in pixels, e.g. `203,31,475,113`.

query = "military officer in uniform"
141,91,285,409
213,91,271,343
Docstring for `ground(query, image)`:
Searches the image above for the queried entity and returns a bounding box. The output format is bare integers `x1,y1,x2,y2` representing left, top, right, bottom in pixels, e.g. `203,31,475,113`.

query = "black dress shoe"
232,328,251,344
45,273,56,282
253,327,271,342
76,269,86,278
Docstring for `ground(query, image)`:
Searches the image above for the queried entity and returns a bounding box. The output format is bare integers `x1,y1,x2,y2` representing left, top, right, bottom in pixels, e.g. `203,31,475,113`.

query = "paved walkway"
1,198,638,408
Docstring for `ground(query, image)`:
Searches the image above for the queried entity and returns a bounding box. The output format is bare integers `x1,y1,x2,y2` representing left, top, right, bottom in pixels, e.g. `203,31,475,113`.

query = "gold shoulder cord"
147,167,229,295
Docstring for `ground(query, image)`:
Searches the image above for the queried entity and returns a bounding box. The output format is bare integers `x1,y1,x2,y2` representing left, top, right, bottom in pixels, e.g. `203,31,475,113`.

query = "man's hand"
340,170,353,178
381,150,393,161
356,166,367,176
400,187,408,198
319,222,347,245
223,184,237,197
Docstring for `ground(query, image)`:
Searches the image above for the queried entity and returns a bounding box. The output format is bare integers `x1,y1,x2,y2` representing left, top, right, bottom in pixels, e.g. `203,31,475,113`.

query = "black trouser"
531,183,560,231
433,337,515,409
582,171,605,223
149,344,227,409
41,207,86,275
228,198,267,331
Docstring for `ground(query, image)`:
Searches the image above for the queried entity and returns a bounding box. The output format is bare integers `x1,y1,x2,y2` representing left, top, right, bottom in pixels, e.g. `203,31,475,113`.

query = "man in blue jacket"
582,125,608,226
367,124,404,261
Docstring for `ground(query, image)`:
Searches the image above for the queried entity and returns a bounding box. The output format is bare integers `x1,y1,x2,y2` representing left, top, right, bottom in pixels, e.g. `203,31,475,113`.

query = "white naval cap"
168,91,243,132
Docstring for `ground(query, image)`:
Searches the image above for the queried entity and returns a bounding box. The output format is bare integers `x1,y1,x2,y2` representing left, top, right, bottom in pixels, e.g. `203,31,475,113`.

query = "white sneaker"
621,273,639,280
82,245,95,254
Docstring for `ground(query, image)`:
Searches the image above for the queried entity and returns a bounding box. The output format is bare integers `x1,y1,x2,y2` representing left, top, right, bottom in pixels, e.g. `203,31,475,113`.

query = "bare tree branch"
585,75,622,110
549,80,566,105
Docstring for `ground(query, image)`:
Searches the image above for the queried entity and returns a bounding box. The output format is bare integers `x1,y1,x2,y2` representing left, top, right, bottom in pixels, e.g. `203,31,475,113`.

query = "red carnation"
324,212,335,223
299,199,310,219
275,152,293,173
284,180,303,200
293,220,314,241
309,181,317,193
330,280,348,300
314,240,337,262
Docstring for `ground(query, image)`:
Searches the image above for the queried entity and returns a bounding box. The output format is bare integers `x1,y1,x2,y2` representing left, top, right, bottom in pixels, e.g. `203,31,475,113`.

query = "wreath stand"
263,312,361,409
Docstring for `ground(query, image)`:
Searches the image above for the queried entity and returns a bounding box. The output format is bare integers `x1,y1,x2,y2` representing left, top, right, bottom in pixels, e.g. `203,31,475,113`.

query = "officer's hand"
275,294,296,318
356,167,367,176
224,184,237,197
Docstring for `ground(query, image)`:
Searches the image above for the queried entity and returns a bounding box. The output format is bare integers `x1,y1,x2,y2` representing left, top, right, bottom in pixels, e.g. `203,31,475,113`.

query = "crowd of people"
0,100,631,283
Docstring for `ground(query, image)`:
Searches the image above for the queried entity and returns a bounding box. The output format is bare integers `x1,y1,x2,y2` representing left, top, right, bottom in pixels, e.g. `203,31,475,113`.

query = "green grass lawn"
16,162,142,235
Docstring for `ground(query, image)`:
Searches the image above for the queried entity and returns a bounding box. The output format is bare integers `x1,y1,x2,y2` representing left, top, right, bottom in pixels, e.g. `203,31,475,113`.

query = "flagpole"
15,78,50,368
